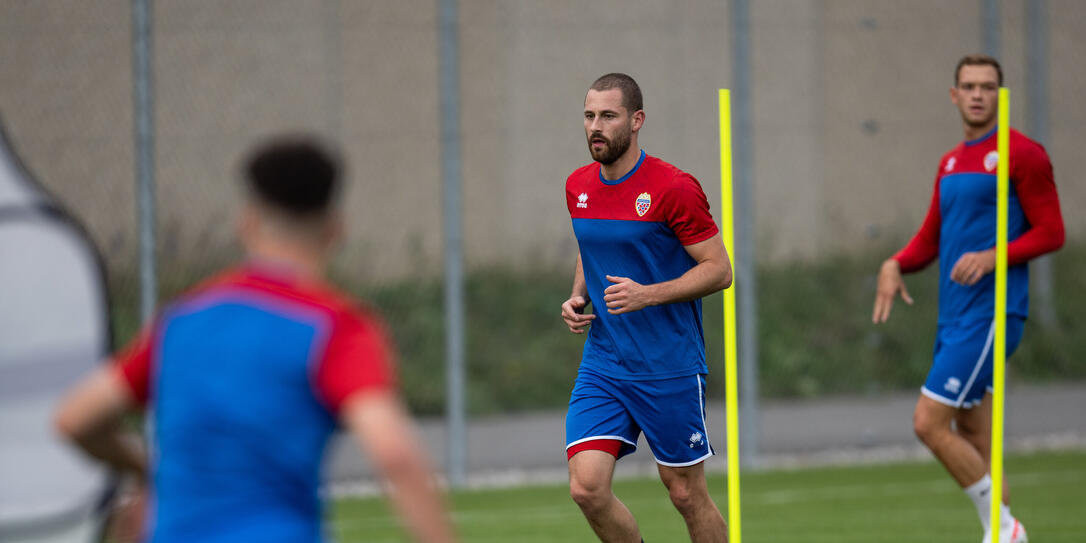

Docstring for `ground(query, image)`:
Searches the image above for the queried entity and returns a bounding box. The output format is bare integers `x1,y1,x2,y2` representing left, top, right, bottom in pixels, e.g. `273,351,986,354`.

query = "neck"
246,238,326,279
600,145,642,181
963,119,997,141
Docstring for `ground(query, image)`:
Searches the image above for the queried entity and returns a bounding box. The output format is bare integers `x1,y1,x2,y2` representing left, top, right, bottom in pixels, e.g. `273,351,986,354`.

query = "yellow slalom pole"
990,87,1010,543
718,88,741,543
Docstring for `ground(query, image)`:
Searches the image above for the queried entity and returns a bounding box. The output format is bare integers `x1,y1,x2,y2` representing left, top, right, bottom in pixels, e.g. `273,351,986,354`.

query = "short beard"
588,127,632,165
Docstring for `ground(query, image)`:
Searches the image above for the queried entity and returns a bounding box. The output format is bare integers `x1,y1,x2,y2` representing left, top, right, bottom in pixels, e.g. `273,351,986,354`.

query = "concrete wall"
1,1,1083,279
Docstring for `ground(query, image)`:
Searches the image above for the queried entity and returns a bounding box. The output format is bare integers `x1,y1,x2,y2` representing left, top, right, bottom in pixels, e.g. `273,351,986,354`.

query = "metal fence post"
438,0,466,488
731,0,759,468
131,0,156,323
1026,0,1057,329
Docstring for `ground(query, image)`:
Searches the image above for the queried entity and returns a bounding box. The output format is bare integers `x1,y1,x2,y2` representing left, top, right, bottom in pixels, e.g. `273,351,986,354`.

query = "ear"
949,86,959,107
630,109,645,132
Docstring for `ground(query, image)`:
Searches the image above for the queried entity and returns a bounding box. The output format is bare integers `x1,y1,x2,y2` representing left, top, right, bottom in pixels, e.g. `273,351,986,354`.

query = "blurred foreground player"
561,73,732,542
54,138,457,543
872,55,1064,543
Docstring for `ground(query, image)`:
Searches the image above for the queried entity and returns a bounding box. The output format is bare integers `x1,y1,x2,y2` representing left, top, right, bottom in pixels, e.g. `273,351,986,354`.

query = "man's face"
584,89,639,165
951,65,1000,129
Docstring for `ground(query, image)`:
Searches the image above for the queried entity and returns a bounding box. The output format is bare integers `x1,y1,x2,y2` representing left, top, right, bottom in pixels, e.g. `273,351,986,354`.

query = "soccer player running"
872,55,1064,543
54,139,457,543
561,73,732,543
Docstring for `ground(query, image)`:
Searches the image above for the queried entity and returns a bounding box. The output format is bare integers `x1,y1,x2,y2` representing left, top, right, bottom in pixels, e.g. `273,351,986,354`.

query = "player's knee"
668,485,696,514
913,408,945,445
569,479,610,513
664,478,704,516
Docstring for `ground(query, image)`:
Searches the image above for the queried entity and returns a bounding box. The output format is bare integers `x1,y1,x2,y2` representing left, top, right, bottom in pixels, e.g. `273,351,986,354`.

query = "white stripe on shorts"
955,320,995,408
696,375,713,453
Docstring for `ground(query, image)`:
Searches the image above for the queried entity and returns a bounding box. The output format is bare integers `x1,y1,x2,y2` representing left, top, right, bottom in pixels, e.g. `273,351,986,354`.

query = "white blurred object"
0,120,113,542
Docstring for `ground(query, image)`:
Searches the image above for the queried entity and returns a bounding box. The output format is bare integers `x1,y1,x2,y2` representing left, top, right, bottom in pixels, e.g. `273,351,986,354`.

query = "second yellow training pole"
990,87,1010,543
718,88,741,543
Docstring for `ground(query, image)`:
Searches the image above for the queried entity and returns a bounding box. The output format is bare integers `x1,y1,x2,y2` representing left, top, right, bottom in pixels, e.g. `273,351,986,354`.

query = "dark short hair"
955,54,1003,86
589,73,644,113
244,137,340,217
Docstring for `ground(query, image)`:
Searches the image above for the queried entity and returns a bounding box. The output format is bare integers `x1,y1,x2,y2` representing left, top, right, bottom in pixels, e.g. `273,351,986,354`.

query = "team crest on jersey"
577,192,589,209
983,150,999,172
635,192,652,216
945,157,956,172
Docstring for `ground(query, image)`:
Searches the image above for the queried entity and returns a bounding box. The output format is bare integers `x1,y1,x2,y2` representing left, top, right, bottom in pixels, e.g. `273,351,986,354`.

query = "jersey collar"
964,125,998,147
598,149,646,185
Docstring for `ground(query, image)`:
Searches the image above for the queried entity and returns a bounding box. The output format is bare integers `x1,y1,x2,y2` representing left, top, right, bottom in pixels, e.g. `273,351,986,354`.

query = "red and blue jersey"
894,127,1064,325
567,150,719,379
113,262,396,543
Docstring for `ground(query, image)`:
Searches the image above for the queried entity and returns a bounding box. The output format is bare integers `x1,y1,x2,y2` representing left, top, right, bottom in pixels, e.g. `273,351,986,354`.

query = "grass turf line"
331,450,1086,542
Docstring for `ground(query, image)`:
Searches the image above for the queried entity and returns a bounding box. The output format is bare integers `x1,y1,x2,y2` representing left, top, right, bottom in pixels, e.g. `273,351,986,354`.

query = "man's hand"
561,295,595,333
603,275,654,315
872,259,913,323
106,480,148,543
950,249,995,286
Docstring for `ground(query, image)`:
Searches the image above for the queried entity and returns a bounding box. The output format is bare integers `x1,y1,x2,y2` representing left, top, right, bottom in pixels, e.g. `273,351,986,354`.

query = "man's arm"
561,252,595,333
340,391,457,543
54,366,148,480
601,236,731,315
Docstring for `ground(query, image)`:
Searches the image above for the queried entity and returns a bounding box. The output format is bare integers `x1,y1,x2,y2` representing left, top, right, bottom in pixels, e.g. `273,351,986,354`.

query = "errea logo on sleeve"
577,192,589,208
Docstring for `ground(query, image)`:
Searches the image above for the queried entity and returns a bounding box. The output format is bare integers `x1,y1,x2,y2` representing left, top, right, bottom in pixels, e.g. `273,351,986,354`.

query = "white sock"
964,474,1016,532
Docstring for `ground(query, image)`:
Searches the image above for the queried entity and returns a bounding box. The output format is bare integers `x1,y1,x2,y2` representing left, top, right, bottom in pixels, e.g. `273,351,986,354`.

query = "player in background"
872,55,1064,543
54,139,457,543
561,73,732,543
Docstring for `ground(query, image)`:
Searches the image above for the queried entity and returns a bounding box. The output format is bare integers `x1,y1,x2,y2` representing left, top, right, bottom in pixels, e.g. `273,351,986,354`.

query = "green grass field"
332,450,1086,542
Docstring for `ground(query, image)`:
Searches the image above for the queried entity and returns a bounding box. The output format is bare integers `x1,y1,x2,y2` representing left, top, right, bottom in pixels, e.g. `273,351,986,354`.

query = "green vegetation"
332,450,1086,542
109,244,1086,415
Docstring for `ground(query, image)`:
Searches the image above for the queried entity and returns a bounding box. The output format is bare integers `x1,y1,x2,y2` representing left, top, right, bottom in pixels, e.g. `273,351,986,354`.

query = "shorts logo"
984,151,999,172
944,377,962,394
635,192,652,217
945,157,956,172
577,192,589,209
688,431,704,448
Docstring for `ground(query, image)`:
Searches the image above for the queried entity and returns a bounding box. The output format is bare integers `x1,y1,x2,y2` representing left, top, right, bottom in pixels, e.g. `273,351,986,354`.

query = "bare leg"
657,462,728,543
913,394,988,486
956,392,1009,504
568,450,642,543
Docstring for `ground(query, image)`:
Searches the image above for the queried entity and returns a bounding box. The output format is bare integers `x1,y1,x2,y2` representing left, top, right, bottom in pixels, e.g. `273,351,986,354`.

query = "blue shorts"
922,317,1025,409
565,369,714,467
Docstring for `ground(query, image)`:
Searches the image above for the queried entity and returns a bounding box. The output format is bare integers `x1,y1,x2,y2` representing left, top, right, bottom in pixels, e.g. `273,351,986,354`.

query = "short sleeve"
664,173,719,245
112,326,154,406
315,311,399,413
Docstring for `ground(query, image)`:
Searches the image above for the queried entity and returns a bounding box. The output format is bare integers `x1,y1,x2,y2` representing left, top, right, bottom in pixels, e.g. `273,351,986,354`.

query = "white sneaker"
982,518,1027,543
